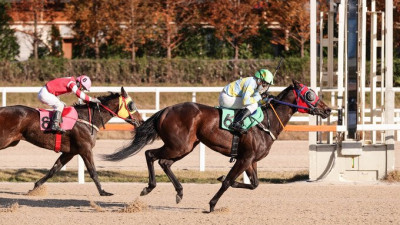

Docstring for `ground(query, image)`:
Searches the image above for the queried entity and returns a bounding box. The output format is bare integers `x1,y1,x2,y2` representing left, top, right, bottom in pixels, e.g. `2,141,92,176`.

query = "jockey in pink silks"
38,75,101,133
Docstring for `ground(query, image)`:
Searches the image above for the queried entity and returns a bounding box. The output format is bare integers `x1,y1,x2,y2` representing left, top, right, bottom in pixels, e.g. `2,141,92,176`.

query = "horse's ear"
292,79,301,88
121,86,128,98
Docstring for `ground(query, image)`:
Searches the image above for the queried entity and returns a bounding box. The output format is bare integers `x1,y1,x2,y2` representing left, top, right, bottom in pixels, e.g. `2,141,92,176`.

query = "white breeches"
218,91,258,113
38,86,65,112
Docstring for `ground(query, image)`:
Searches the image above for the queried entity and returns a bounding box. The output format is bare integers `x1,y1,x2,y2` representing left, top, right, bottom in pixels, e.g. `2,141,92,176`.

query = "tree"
10,0,54,59
48,24,63,57
204,0,262,75
0,0,19,60
113,0,153,64
267,0,327,58
66,0,119,59
151,0,200,59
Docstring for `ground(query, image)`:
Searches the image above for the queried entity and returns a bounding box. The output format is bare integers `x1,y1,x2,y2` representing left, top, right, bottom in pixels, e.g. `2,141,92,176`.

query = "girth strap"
230,134,240,163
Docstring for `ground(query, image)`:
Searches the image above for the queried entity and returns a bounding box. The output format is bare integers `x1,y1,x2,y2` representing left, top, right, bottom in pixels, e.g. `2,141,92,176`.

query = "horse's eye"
127,101,136,111
305,91,315,102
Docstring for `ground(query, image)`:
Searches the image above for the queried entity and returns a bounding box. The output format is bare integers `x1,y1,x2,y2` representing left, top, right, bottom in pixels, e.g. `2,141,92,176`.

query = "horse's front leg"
140,149,159,196
209,158,251,212
34,153,75,189
218,162,259,189
80,150,112,196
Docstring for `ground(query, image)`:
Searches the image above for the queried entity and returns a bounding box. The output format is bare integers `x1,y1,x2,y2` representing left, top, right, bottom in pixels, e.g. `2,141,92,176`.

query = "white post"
2,89,6,106
397,112,400,141
156,88,160,111
78,155,85,184
199,143,205,171
192,92,196,102
243,172,250,184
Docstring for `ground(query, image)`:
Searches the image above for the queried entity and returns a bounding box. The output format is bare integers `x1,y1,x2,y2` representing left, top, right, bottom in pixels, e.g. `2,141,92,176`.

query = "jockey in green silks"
219,69,274,133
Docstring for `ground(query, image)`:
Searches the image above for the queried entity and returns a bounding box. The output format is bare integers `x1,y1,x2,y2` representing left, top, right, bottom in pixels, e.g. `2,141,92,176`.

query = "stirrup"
51,124,65,133
229,123,247,134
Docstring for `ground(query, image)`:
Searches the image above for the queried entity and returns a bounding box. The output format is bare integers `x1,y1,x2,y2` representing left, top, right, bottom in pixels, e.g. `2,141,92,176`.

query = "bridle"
268,84,320,129
269,84,320,115
99,95,141,127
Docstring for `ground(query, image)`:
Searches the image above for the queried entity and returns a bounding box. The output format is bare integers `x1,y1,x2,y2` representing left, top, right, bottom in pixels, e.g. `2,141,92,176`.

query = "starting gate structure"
308,0,396,181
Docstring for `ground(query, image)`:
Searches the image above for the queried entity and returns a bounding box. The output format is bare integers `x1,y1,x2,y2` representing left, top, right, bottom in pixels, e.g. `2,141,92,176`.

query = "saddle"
37,107,78,131
219,107,264,162
219,107,264,132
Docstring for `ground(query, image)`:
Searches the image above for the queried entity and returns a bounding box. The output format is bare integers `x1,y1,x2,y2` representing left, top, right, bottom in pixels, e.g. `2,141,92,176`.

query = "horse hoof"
209,205,215,213
100,191,113,196
176,194,182,204
140,187,149,196
217,175,226,182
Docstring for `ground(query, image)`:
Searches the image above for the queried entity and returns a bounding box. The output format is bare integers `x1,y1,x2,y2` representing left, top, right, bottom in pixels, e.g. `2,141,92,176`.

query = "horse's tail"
103,108,165,161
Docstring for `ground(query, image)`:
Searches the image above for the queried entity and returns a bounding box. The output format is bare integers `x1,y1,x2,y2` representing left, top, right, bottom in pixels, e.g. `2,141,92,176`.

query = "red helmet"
76,75,92,91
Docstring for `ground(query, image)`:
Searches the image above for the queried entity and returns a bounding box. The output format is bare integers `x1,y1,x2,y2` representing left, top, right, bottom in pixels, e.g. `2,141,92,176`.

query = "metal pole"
385,0,395,171
346,0,358,139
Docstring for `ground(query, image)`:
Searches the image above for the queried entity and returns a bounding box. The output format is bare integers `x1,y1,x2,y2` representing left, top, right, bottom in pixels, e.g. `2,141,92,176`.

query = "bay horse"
104,80,331,211
0,87,143,196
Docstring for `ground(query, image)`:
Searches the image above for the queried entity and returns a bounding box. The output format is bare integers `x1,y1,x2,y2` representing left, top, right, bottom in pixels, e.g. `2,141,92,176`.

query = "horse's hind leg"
34,153,75,189
140,148,161,196
159,158,183,203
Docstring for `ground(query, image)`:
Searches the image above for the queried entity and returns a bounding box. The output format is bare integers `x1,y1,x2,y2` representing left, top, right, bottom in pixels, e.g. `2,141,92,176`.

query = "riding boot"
229,108,252,134
50,111,65,133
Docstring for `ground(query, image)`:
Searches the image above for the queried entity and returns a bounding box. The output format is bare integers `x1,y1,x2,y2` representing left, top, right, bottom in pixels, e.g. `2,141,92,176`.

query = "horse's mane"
261,84,294,110
73,92,120,109
275,84,294,101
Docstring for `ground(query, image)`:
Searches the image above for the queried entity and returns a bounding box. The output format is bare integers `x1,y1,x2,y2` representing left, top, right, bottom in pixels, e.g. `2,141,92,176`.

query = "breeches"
218,91,258,113
38,86,65,112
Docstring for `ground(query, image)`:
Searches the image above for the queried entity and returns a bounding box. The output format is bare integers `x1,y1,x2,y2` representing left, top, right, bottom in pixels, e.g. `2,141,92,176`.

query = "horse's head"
98,87,144,128
272,80,331,119
289,80,331,119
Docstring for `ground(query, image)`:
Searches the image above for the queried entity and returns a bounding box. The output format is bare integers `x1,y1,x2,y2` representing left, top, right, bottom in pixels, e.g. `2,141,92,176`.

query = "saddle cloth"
219,107,264,132
38,107,78,131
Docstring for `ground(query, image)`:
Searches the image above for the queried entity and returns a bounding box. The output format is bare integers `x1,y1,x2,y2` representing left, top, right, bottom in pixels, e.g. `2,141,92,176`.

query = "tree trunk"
33,10,38,59
234,44,239,77
131,42,136,65
130,0,136,65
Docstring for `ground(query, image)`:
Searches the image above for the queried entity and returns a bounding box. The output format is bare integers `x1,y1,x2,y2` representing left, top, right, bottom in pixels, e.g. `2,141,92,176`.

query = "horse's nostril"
327,108,332,114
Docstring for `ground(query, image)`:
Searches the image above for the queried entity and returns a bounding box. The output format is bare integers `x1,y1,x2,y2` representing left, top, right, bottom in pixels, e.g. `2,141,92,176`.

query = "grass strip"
0,169,310,184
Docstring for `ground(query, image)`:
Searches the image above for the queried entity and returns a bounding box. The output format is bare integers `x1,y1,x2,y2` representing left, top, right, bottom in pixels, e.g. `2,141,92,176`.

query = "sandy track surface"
1,182,400,225
1,140,400,224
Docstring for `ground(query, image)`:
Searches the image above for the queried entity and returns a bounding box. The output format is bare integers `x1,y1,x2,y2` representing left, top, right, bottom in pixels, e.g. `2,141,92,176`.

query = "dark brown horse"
0,87,143,196
104,80,331,211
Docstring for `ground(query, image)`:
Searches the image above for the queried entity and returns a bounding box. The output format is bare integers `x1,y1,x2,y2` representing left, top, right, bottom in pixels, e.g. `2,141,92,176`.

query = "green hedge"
0,57,309,86
0,57,398,86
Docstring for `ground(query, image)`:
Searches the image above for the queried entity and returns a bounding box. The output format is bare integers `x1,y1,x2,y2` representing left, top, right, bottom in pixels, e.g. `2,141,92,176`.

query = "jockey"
219,69,274,133
38,75,101,133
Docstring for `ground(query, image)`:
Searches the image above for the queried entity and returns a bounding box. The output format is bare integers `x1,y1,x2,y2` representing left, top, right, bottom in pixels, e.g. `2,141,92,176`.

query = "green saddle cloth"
219,107,264,131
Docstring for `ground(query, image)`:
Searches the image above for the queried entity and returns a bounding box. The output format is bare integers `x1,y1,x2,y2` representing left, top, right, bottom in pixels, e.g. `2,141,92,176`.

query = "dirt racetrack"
0,140,400,224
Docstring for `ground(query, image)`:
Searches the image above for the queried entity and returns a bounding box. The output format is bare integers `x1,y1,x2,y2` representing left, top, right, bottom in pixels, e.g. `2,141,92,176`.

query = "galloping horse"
0,87,143,196
104,80,331,211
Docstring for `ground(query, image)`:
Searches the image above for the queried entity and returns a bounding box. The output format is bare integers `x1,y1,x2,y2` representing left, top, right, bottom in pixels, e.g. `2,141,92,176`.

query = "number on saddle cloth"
38,107,78,131
219,107,264,131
